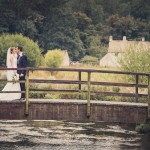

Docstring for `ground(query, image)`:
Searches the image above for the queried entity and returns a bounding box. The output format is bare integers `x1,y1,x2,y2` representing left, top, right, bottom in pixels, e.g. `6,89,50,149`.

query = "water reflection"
0,120,149,150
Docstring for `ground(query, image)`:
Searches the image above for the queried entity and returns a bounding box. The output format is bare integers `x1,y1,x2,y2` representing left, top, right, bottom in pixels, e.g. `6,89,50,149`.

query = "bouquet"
12,73,19,83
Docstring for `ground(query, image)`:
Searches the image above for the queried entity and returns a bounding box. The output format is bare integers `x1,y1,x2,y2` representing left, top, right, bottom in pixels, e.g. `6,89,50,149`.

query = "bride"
0,47,21,100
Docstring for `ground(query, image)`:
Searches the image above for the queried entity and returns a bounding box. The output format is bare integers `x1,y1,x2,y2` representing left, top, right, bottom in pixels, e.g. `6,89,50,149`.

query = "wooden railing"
0,67,150,119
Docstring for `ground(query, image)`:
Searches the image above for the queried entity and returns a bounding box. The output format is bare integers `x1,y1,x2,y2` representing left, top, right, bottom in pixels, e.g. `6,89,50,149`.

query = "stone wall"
0,99,148,123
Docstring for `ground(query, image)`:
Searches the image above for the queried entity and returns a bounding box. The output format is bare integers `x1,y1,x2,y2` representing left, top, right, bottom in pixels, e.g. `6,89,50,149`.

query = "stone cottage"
61,50,70,66
99,36,150,67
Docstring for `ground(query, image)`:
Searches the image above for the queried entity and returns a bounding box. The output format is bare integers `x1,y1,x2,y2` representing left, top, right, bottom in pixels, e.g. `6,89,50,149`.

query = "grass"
29,66,125,93
0,66,148,102
0,70,6,90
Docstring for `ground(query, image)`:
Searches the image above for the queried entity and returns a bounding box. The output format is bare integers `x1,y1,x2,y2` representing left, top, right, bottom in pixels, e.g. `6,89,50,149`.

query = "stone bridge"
0,68,150,123
0,99,147,123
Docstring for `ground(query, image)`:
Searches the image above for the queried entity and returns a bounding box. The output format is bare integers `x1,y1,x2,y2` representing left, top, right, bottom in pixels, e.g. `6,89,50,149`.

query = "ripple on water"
0,120,146,150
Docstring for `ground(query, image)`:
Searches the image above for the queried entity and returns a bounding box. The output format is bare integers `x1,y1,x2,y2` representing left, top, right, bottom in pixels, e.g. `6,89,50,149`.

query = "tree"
45,49,63,68
131,0,150,19
0,0,150,60
39,7,86,61
86,35,107,59
117,2,131,16
106,14,147,40
0,34,43,67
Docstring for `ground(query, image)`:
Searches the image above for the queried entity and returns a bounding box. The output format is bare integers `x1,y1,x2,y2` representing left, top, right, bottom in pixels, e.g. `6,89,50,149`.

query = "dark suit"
17,53,28,98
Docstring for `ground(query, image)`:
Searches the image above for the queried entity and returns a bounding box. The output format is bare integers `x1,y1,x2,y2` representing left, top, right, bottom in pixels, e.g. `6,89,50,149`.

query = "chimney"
109,36,113,41
142,37,145,41
123,36,126,41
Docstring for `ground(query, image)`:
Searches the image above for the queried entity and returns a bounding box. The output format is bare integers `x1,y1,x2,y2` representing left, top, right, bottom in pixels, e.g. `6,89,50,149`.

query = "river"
0,120,150,150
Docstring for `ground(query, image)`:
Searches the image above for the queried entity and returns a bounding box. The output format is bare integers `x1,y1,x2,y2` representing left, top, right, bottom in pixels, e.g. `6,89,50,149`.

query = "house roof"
108,38,150,53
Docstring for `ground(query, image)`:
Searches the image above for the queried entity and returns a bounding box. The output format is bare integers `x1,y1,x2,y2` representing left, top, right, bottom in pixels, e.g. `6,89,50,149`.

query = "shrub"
45,49,63,68
120,45,150,83
80,55,99,65
0,33,43,67
29,84,47,98
29,92,46,98
112,86,120,92
136,123,150,134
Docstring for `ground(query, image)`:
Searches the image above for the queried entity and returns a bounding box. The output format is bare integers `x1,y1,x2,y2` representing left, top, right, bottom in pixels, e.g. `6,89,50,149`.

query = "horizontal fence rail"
0,67,150,119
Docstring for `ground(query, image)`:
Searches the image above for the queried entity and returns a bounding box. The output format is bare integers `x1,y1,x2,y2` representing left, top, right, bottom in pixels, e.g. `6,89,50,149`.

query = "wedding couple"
0,46,28,101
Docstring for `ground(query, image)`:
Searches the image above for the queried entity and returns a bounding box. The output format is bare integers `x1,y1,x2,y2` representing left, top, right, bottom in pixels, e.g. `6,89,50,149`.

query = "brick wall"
0,99,148,123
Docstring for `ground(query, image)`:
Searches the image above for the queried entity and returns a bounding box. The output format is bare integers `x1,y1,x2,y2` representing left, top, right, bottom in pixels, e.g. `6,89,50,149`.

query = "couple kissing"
0,46,28,101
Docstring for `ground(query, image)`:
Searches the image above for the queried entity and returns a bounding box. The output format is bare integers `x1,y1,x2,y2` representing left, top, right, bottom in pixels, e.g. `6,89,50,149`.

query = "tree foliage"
0,0,150,61
0,33,43,67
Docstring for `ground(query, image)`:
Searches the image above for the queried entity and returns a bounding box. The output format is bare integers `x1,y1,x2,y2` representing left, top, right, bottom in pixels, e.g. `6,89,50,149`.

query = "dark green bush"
136,123,150,134
29,84,48,98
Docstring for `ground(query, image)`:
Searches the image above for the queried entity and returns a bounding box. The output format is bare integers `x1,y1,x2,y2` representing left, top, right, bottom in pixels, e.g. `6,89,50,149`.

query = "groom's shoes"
19,98,25,101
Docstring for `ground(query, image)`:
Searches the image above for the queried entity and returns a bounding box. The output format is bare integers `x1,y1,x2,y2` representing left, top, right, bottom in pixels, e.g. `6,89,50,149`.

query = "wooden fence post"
135,74,139,102
87,72,91,118
25,68,29,115
78,71,81,99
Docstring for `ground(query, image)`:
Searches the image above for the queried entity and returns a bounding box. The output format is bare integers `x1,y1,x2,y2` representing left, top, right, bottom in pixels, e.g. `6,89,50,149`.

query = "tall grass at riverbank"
0,66,147,102
28,66,147,103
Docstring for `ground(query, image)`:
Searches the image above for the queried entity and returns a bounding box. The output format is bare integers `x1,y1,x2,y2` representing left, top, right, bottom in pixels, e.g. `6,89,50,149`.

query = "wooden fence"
0,67,150,119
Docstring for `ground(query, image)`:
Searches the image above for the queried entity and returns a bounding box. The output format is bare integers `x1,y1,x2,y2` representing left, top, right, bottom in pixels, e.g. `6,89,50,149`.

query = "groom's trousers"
20,76,25,98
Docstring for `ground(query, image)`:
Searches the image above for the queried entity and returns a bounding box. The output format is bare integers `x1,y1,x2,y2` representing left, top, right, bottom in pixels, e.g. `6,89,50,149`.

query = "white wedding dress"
0,48,21,100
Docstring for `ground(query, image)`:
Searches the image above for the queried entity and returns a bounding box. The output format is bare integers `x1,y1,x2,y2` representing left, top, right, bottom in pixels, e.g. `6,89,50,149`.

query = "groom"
16,46,28,101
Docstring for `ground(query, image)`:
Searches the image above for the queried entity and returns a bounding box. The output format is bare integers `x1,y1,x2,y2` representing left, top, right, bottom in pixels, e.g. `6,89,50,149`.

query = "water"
0,120,150,150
